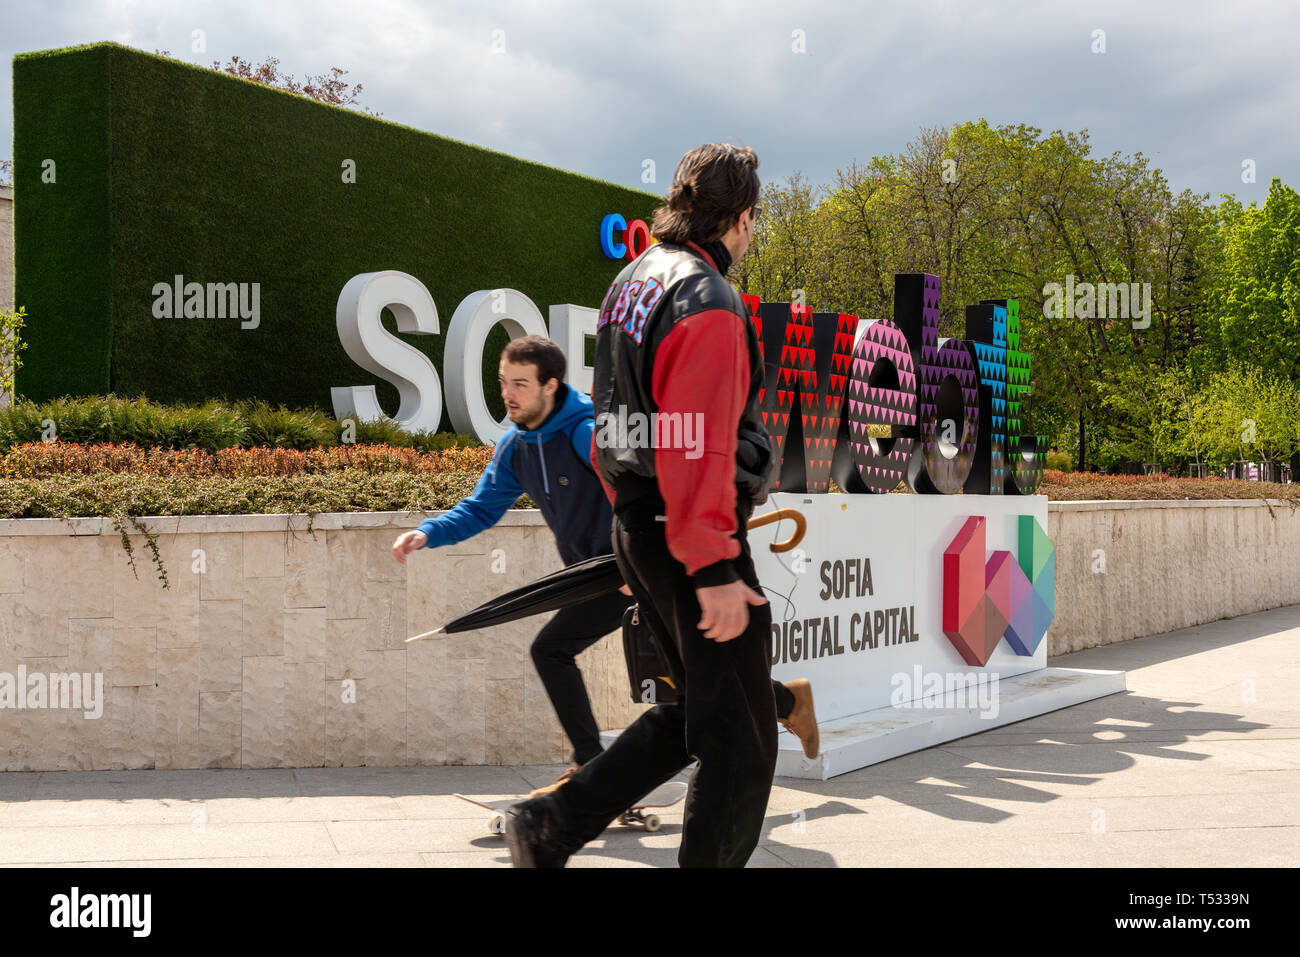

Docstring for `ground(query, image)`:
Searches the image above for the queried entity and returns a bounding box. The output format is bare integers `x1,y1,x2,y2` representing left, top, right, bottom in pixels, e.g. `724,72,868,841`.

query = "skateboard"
454,780,689,836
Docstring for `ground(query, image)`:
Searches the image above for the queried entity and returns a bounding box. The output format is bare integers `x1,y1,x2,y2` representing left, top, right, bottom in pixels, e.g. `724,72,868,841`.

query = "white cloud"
0,0,1296,202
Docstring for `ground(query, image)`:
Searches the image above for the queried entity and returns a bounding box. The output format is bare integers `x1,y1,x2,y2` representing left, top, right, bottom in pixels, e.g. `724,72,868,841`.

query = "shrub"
0,394,482,453
0,441,496,480
1044,450,1074,472
235,398,334,449
0,470,498,520
1039,469,1300,502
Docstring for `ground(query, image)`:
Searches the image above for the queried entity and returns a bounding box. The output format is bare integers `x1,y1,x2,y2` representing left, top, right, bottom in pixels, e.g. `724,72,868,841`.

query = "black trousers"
531,590,630,765
531,570,796,769
546,496,779,867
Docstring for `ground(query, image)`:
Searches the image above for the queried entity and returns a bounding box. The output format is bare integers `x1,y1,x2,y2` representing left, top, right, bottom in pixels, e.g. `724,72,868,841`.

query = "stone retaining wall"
0,511,647,772
1046,499,1299,653
2,499,1296,771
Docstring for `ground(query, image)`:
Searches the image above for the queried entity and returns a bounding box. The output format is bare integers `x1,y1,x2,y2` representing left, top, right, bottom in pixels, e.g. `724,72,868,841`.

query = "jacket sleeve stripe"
650,307,747,577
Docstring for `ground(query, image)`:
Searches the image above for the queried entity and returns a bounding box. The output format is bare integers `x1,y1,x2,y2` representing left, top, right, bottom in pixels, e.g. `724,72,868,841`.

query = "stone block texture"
2,501,1296,769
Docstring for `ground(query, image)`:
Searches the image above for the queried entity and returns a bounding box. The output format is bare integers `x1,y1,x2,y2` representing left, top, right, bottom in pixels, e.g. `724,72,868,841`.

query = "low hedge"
0,471,490,520
0,394,481,453
0,441,494,479
2,447,1297,522
1039,469,1300,503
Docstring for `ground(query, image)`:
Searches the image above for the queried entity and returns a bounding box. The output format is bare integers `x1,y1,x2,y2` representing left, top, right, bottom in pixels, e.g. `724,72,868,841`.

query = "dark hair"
502,335,566,387
651,143,760,244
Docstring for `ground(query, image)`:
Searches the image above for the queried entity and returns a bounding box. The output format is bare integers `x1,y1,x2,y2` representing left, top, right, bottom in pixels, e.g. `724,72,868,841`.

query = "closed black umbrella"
406,552,622,642
406,507,806,643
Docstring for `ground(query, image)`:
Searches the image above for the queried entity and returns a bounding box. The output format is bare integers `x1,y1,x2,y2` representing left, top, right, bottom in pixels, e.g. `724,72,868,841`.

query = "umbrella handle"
747,508,806,553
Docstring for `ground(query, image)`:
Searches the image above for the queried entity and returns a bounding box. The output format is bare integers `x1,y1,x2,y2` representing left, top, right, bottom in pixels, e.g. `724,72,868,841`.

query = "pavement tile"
0,602,1296,867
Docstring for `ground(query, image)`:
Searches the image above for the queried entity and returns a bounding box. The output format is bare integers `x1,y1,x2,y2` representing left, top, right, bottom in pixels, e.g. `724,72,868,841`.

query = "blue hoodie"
418,382,615,566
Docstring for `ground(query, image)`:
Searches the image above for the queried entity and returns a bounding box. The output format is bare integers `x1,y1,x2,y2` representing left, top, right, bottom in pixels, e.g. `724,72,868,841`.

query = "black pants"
544,496,779,867
531,589,630,765
532,573,796,769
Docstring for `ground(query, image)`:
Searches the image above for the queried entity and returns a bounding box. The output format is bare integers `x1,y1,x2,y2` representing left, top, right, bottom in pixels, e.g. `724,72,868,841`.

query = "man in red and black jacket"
507,143,789,868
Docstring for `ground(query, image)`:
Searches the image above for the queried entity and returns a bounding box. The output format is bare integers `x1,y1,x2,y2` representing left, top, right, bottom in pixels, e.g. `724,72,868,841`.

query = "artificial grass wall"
12,45,115,397
13,43,659,427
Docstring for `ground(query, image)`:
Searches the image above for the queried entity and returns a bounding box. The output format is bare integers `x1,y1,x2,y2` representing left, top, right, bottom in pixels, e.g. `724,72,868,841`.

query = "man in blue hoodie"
392,335,625,788
392,335,820,792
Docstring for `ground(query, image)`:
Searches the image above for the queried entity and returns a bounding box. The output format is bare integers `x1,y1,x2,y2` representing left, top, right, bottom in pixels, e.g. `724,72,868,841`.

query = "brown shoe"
528,764,581,799
779,679,819,759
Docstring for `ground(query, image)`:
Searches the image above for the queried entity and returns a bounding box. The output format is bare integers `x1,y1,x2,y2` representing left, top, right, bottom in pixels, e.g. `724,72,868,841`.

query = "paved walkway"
2,604,1297,867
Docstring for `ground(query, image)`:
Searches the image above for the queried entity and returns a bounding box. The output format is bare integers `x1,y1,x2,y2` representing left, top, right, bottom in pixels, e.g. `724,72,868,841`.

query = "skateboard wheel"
644,814,661,832
489,813,506,835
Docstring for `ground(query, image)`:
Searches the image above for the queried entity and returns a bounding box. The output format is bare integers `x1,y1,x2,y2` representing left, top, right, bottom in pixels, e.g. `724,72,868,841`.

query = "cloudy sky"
2,0,1295,203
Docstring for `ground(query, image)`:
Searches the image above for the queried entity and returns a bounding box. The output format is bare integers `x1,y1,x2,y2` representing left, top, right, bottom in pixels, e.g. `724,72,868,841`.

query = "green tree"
737,120,1229,473
1192,364,1300,473
1202,179,1300,382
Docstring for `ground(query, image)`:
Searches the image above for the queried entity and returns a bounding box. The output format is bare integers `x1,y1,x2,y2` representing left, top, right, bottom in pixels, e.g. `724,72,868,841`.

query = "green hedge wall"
12,45,115,397
13,43,659,428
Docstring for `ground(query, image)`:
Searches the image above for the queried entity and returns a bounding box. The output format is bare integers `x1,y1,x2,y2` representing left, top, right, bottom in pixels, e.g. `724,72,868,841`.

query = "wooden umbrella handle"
747,508,806,553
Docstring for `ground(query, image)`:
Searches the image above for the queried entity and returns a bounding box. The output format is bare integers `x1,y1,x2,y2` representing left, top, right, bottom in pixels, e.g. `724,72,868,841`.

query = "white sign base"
600,668,1124,781
773,666,1125,780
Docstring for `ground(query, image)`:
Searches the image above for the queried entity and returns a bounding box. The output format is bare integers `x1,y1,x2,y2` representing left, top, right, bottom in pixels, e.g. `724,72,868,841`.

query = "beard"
507,398,546,426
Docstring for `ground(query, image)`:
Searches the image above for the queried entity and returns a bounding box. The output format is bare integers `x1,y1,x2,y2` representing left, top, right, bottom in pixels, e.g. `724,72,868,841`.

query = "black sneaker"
504,797,572,868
